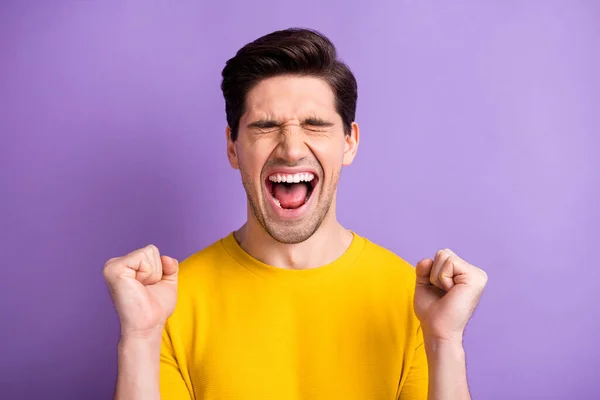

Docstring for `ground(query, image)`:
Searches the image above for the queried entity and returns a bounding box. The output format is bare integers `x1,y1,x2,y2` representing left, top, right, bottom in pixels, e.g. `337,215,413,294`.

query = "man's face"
227,75,359,244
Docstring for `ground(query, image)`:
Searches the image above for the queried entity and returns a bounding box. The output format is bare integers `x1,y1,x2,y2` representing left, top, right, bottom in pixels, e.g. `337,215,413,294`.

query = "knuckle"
103,258,116,270
141,246,154,260
139,258,152,272
138,257,149,269
103,257,118,269
103,260,121,281
444,248,456,256
440,262,452,275
441,255,453,268
147,244,160,259
480,269,488,283
429,273,437,285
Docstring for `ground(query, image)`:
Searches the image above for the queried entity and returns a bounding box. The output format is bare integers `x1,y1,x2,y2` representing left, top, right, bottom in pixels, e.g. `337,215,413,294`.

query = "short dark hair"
220,27,358,141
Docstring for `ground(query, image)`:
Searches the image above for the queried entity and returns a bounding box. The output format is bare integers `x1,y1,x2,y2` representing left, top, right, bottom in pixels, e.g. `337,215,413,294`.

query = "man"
103,28,487,400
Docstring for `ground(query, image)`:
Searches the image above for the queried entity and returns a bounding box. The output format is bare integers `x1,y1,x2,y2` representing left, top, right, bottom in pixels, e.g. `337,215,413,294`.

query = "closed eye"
246,118,334,132
247,120,281,130
303,118,334,131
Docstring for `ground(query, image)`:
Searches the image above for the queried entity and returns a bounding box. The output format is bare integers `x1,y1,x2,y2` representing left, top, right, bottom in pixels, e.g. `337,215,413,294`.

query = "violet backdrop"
1,1,599,399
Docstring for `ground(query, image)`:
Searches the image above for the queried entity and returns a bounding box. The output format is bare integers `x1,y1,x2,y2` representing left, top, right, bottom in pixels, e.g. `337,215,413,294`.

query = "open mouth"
265,172,318,211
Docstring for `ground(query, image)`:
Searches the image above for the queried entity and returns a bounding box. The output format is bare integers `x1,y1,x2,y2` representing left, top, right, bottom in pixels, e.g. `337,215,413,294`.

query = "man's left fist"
414,248,488,342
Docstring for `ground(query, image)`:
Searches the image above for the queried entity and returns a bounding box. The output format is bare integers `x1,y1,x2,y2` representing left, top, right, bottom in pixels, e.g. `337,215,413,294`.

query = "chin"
245,167,333,244
263,220,322,245
260,197,331,245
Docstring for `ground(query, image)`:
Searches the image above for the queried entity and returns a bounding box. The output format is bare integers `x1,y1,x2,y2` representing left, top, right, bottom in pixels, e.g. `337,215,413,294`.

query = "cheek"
309,138,346,171
237,143,270,179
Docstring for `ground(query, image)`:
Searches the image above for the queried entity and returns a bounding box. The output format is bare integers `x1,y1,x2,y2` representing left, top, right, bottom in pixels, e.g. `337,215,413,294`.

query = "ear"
342,122,360,166
226,126,240,170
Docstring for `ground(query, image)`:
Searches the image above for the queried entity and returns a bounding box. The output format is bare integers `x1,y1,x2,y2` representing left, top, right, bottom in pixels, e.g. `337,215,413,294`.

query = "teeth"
274,198,281,208
268,172,315,183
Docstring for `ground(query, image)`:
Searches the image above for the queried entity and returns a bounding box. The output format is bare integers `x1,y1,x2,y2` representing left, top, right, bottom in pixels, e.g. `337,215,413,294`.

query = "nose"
276,127,309,163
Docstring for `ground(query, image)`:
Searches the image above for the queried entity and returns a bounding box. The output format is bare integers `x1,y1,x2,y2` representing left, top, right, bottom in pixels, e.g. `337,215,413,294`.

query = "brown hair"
221,27,358,141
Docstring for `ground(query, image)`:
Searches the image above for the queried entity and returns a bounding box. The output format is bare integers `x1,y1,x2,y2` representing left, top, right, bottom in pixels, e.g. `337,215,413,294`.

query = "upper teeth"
268,172,315,183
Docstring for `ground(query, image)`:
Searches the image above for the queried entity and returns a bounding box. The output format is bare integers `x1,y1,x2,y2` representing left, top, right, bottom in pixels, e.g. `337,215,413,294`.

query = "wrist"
423,330,464,351
424,336,466,361
115,333,161,400
120,325,164,343
119,331,162,351
422,329,464,346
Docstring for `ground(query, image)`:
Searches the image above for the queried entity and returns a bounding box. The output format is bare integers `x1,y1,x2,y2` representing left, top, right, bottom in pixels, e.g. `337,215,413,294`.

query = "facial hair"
240,159,340,244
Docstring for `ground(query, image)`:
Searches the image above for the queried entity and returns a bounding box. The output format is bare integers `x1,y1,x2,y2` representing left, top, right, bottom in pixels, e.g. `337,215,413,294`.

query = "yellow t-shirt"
160,232,428,399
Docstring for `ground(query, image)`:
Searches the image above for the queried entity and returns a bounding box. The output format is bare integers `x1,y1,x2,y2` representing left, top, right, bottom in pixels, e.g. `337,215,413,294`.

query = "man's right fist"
103,245,179,339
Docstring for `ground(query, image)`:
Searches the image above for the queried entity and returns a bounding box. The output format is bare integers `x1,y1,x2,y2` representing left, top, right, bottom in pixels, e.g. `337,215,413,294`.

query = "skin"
103,74,487,400
103,246,178,400
226,75,359,269
415,249,488,400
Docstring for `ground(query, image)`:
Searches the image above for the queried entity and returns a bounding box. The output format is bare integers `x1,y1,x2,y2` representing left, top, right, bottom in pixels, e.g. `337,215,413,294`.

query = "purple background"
1,1,599,399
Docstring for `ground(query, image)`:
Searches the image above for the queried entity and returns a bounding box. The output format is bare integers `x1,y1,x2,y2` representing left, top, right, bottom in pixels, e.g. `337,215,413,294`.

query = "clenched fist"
103,245,179,339
414,248,488,343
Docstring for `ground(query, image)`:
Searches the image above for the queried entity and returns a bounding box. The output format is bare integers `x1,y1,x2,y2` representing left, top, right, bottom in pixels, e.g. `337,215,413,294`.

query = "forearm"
115,335,162,400
425,338,470,400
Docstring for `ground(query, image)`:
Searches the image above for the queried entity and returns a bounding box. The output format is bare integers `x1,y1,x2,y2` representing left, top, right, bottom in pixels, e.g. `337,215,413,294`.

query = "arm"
424,338,470,400
102,246,180,400
115,334,162,400
413,249,488,400
115,328,191,400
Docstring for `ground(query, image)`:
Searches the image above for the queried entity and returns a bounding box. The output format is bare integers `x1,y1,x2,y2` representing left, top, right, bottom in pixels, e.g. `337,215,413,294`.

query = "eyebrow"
246,117,334,129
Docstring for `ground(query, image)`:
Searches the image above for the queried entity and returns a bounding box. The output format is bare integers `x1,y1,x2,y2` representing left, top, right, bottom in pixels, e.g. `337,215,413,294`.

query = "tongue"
273,183,308,209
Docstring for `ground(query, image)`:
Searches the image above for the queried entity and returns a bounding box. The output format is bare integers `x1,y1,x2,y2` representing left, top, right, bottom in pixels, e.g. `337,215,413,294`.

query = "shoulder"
179,237,226,270
358,234,415,270
164,237,231,337
351,233,419,317
354,232,417,283
167,235,233,323
175,234,233,288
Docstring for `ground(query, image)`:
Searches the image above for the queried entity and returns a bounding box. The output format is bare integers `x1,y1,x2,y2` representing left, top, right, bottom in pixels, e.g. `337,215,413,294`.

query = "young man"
103,28,487,400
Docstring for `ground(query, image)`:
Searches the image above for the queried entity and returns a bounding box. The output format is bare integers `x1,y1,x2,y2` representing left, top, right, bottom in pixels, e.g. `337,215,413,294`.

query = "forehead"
242,75,337,121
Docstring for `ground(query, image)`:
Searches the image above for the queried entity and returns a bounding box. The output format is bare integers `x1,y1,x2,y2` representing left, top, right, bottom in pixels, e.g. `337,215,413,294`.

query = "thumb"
415,258,434,285
160,255,179,281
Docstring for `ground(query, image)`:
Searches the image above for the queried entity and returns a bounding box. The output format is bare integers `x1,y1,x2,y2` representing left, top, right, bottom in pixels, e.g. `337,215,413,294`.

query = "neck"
234,204,353,270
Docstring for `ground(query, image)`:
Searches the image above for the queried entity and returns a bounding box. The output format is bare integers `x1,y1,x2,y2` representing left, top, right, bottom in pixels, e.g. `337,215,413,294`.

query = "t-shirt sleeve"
398,325,429,400
159,323,192,400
